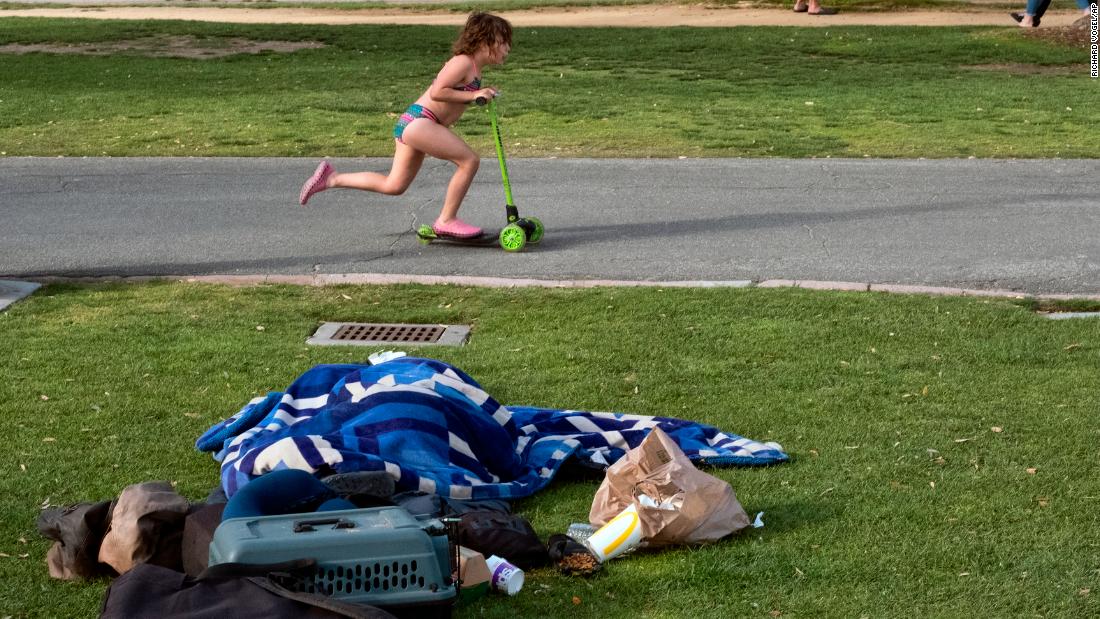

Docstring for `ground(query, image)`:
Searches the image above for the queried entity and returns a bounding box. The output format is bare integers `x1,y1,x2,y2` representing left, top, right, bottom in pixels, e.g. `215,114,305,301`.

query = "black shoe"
1010,12,1040,26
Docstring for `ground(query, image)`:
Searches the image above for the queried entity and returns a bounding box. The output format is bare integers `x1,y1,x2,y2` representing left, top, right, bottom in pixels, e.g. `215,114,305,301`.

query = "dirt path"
0,4,1089,27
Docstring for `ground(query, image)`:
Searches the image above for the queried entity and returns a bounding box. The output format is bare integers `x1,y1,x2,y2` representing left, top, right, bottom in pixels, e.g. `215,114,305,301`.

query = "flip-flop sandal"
793,3,809,11
1010,12,1024,22
299,160,334,206
809,7,838,14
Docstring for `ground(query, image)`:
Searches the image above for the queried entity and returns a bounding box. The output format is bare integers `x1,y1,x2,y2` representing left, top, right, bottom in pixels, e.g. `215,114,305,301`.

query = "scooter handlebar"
473,92,501,106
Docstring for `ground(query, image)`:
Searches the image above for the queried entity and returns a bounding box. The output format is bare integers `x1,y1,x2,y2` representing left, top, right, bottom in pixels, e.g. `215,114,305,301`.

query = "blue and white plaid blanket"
197,357,788,499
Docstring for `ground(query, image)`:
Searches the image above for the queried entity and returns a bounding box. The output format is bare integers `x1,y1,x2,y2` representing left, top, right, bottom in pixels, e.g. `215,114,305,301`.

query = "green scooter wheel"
526,217,544,244
416,224,435,245
499,224,527,252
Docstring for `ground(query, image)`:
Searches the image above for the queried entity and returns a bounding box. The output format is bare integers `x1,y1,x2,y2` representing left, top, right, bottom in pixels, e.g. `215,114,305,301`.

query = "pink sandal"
432,218,483,239
299,160,334,206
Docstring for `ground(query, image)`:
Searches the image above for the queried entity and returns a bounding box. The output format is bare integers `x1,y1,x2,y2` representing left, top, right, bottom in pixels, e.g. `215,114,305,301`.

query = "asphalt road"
2,157,1098,295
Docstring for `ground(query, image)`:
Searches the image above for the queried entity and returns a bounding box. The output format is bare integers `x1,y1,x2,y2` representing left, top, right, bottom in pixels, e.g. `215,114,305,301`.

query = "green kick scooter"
417,97,543,252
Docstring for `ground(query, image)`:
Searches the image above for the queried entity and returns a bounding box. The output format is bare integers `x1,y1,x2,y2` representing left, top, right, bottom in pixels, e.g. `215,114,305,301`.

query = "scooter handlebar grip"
474,92,501,106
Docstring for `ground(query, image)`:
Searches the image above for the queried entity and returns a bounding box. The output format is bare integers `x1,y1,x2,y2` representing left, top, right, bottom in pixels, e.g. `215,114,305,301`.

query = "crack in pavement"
803,224,830,257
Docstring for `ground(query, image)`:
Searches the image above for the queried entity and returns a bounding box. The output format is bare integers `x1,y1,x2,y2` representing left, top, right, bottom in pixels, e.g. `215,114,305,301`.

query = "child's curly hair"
451,12,513,56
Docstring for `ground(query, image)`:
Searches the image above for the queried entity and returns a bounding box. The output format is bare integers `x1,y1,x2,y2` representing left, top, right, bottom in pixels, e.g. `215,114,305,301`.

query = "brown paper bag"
589,427,750,546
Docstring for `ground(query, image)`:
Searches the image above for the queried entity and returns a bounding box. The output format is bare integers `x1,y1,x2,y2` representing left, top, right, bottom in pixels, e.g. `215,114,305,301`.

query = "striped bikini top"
456,77,481,92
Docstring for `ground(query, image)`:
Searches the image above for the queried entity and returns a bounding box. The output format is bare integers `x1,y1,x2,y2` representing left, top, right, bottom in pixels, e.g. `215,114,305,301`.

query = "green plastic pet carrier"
208,506,456,615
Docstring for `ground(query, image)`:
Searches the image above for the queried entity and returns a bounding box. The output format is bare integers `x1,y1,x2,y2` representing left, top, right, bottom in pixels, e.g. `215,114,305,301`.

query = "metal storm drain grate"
335,323,444,343
308,322,470,347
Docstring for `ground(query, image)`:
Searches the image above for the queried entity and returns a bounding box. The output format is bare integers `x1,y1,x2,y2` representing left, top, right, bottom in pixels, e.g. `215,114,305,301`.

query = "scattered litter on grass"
368,350,407,364
559,551,600,574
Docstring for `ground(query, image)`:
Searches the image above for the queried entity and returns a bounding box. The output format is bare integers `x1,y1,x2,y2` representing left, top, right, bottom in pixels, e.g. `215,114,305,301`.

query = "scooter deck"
417,228,502,247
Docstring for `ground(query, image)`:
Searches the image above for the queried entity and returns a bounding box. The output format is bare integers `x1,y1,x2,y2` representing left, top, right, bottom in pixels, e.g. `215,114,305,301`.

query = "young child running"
298,12,512,239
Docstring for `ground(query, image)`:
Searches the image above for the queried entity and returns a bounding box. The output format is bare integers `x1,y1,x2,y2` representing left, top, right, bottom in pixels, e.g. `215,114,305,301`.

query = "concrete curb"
11,273,1100,301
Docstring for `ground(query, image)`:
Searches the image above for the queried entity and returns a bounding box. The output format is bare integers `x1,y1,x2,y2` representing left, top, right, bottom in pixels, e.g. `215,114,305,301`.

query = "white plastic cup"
485,554,524,595
584,503,644,562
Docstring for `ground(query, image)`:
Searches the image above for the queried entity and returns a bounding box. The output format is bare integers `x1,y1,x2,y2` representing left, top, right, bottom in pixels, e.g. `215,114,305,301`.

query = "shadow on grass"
750,498,841,537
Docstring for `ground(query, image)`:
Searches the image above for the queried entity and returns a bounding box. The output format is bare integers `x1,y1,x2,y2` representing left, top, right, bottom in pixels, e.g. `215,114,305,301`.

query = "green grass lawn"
1,11,1098,618
1,19,1096,158
1,281,1098,617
